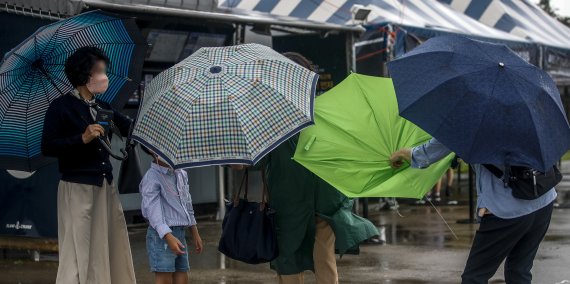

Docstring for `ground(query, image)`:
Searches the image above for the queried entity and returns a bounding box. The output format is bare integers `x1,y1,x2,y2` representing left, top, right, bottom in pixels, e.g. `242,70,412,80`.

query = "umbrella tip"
499,62,505,68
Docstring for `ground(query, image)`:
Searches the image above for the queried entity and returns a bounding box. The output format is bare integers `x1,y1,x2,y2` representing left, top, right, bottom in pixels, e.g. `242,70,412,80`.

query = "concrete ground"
1,171,570,284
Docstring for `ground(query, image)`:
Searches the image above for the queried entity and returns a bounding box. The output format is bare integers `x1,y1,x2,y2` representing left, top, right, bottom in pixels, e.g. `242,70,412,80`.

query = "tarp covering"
220,0,524,41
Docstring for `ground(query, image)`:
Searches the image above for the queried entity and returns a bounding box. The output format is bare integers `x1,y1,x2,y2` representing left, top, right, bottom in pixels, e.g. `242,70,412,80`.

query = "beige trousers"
278,217,339,284
56,180,136,284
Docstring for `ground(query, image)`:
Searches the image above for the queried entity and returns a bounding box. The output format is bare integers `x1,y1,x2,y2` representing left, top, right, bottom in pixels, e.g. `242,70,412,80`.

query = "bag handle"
233,169,249,206
260,169,269,211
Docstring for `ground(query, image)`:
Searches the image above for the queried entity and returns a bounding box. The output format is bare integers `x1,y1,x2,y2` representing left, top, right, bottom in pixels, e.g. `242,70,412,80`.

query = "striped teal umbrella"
132,44,318,169
0,10,147,171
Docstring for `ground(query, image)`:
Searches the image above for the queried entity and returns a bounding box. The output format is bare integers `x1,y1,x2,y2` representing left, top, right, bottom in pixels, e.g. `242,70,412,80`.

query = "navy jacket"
41,93,131,186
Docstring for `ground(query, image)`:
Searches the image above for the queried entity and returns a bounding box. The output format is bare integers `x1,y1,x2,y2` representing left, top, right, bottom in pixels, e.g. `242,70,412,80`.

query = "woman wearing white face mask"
41,47,136,284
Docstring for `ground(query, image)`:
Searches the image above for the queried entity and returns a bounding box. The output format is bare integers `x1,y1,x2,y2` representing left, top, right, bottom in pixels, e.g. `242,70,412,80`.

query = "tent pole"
216,166,226,221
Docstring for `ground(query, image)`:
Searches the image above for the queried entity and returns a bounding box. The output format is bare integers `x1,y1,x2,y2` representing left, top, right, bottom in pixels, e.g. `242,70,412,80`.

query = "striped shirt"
140,163,197,239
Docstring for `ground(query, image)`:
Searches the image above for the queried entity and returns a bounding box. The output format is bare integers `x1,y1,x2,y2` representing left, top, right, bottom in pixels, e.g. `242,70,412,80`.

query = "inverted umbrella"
387,35,570,172
293,73,453,199
132,43,318,168
0,10,147,171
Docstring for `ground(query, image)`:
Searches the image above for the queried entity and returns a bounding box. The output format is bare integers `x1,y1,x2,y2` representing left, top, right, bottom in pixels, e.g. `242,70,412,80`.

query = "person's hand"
193,234,203,254
82,124,105,144
390,148,412,169
164,233,186,255
190,226,203,254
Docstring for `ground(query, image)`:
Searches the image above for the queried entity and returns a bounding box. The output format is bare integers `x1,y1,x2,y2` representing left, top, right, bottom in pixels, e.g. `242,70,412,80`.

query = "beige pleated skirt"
56,180,136,284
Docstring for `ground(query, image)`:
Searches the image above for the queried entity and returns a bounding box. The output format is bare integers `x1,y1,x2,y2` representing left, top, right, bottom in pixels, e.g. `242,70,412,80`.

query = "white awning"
440,0,570,50
1,0,363,32
219,0,525,42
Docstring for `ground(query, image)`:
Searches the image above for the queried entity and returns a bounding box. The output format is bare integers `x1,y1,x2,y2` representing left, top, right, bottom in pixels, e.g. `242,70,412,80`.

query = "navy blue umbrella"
387,35,570,172
0,10,147,171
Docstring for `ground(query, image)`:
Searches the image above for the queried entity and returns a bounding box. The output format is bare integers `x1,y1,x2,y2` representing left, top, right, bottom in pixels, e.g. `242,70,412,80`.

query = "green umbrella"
293,73,453,199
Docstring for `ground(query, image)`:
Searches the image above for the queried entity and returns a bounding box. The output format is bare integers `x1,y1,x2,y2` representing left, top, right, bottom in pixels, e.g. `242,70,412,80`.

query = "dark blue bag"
218,169,278,264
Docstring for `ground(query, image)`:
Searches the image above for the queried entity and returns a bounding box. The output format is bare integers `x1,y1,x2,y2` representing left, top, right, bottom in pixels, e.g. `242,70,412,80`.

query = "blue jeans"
146,226,189,273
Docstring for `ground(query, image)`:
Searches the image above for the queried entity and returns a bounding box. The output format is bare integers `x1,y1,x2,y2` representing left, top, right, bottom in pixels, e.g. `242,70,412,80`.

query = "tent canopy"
440,0,570,49
440,0,570,83
220,0,526,42
2,0,362,32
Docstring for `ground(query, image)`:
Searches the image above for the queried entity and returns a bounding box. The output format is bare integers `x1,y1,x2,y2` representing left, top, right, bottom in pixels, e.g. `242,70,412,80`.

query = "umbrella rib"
10,52,33,64
0,65,33,77
0,69,35,138
230,71,317,157
398,66,497,114
316,113,381,155
507,66,564,166
24,72,34,165
505,71,547,168
39,72,52,108
470,41,498,63
226,73,306,115
34,34,38,60
352,77,388,150
0,68,34,105
507,68,558,95
216,76,255,158
40,17,126,60
464,72,502,161
38,18,72,60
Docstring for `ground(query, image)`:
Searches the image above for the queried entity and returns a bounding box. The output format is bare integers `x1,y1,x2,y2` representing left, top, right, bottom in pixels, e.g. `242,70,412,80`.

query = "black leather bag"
484,164,562,200
117,140,144,194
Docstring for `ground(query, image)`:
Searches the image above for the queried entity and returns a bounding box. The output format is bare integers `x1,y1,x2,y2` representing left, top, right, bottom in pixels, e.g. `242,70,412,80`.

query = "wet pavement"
1,172,570,284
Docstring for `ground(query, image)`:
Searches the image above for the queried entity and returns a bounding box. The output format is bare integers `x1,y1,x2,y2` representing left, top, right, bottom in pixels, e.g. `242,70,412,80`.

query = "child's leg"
173,271,189,284
155,272,174,284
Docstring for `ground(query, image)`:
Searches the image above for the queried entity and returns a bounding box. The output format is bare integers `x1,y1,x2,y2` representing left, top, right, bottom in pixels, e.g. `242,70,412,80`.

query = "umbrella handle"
98,137,128,161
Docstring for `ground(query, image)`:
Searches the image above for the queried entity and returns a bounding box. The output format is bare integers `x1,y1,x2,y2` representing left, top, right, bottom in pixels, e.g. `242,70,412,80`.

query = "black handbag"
218,169,278,264
118,140,144,194
484,164,562,200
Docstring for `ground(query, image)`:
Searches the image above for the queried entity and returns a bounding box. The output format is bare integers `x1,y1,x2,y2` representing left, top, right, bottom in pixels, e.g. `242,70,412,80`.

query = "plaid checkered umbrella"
0,10,147,171
132,44,318,168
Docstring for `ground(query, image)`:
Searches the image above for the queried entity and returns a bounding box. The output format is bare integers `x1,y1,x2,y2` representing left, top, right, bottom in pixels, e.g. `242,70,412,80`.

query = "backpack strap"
483,164,511,188
483,164,503,178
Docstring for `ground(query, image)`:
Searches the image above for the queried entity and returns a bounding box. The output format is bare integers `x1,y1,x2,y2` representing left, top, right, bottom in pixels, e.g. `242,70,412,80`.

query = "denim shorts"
146,226,189,272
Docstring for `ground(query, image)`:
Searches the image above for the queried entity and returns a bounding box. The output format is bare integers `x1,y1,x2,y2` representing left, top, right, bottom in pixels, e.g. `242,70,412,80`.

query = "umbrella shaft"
37,66,65,95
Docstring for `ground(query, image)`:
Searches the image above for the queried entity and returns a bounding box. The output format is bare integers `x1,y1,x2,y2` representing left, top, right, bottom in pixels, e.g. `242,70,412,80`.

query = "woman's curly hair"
64,46,110,88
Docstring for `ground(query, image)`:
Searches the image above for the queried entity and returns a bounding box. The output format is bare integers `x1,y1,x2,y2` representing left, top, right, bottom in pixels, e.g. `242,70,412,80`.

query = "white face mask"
86,73,109,95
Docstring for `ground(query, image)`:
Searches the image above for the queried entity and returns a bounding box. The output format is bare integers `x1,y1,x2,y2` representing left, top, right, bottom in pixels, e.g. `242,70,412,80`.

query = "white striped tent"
219,0,525,42
440,0,570,83
440,0,570,49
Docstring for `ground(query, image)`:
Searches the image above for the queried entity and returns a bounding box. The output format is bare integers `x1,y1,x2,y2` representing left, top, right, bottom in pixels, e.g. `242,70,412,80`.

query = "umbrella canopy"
132,43,318,169
0,10,147,171
293,73,453,199
387,35,570,172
